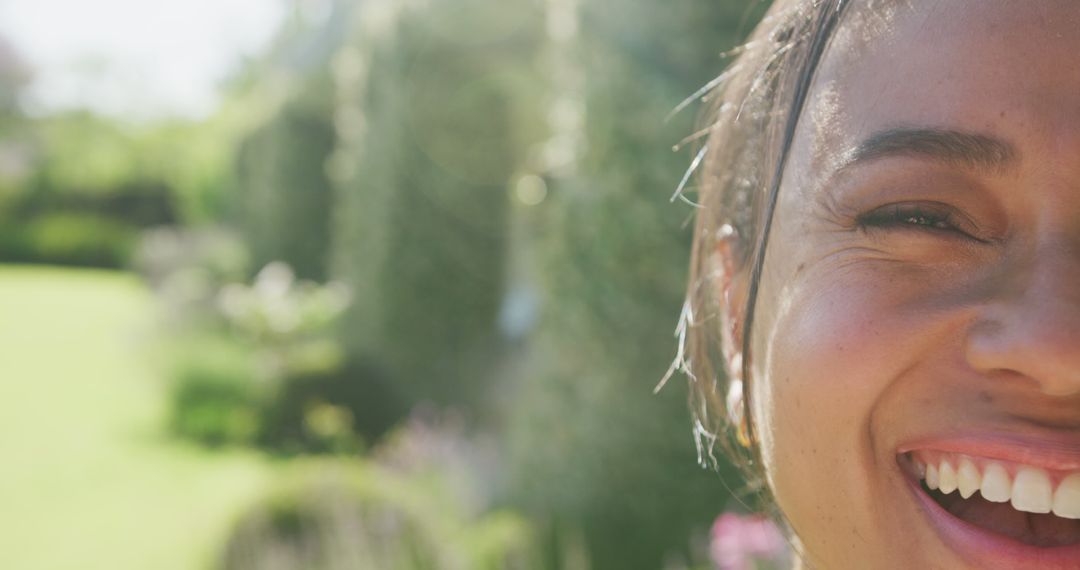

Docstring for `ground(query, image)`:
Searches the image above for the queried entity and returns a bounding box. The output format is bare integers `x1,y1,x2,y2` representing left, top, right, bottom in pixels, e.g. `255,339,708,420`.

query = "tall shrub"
502,1,765,568
234,73,337,281
329,0,546,428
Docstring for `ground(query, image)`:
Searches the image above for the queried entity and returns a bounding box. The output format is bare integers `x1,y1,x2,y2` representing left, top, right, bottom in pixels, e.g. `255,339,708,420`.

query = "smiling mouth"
900,451,1080,548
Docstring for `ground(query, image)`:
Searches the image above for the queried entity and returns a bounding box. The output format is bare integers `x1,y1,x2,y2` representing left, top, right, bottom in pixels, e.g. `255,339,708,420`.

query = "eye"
855,202,980,238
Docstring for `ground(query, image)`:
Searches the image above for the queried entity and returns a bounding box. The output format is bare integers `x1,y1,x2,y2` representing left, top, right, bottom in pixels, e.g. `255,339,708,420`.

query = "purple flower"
709,512,787,570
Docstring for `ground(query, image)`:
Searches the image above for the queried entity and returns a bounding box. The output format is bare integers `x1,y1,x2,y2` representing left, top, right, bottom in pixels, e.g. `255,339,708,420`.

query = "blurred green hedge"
0,107,243,267
0,213,138,268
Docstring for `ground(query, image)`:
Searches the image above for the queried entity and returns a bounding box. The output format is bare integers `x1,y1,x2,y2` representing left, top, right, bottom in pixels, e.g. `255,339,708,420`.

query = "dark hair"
668,0,853,497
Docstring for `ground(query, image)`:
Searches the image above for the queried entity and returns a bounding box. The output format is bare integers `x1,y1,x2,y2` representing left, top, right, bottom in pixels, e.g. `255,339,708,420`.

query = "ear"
711,224,750,377
712,224,754,442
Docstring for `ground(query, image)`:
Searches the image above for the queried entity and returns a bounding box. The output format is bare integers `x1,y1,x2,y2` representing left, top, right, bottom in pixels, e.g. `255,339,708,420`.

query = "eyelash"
855,203,968,236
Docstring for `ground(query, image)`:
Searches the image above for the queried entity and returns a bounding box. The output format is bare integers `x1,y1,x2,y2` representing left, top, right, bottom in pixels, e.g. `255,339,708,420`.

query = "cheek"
750,265,936,553
757,272,888,481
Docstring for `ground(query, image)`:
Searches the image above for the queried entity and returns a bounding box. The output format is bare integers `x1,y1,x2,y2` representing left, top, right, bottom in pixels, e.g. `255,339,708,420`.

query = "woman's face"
742,2,1080,568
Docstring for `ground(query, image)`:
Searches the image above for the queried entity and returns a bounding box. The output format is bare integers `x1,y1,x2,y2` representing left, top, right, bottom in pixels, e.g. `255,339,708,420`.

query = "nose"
965,243,1080,397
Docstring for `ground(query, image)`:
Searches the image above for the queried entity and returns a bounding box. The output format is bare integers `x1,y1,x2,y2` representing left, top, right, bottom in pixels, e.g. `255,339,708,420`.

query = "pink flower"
709,512,787,570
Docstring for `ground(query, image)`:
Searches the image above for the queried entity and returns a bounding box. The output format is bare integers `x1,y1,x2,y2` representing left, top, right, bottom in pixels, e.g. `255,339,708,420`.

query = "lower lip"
902,472,1080,569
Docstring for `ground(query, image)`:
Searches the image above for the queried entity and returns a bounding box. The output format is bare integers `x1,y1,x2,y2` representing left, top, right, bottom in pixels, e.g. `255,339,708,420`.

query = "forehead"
799,0,1080,173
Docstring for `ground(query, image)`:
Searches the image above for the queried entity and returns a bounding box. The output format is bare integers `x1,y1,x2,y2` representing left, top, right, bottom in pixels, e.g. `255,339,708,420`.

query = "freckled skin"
730,2,1080,568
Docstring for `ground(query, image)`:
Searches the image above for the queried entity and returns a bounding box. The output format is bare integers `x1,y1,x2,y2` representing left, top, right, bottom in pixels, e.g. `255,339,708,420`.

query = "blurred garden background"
0,0,783,568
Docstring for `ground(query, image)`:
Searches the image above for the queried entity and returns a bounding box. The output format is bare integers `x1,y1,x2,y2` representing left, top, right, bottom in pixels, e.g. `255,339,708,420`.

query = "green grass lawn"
0,266,277,570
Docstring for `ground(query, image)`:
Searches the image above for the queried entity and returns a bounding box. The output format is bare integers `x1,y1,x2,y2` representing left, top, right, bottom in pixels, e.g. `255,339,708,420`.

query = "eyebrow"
839,127,1018,174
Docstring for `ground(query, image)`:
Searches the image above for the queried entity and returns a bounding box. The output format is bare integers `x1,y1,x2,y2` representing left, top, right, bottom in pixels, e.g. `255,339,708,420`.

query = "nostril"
1037,377,1080,398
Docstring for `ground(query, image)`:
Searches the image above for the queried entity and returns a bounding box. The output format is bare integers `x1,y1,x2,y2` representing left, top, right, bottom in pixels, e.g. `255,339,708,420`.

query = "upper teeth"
915,453,1080,520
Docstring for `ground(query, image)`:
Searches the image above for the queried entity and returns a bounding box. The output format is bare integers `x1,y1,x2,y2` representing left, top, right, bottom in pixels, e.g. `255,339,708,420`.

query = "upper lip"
897,430,1080,471
894,428,1080,569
